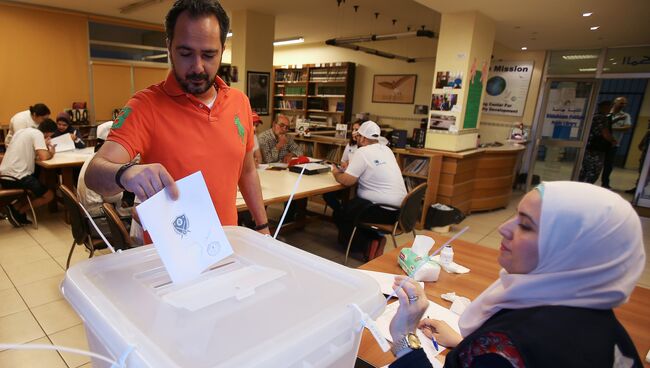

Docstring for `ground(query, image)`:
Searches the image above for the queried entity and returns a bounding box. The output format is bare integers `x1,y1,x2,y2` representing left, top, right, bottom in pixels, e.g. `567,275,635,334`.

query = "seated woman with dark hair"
53,112,86,149
388,181,645,367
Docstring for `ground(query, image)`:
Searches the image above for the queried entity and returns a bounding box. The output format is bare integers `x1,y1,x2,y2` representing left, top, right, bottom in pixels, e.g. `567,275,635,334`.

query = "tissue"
398,235,441,282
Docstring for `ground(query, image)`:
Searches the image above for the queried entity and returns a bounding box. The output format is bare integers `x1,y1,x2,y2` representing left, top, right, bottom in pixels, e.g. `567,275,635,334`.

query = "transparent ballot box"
62,227,385,368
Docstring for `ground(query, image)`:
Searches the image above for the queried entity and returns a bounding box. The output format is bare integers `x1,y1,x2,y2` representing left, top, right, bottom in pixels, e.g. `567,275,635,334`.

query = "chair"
101,203,134,250
345,183,427,265
60,184,105,269
0,175,38,229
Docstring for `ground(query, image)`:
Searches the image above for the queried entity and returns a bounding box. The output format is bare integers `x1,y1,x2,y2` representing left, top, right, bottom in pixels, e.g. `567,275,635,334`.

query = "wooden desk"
236,168,344,209
37,147,94,211
357,232,650,367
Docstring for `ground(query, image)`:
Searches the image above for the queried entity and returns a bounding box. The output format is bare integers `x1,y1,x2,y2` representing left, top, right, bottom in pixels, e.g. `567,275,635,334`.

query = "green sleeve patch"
234,115,245,144
112,107,132,129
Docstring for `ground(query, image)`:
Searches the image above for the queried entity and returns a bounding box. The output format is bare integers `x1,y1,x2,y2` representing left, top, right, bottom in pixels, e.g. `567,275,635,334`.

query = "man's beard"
174,70,215,95
170,57,216,95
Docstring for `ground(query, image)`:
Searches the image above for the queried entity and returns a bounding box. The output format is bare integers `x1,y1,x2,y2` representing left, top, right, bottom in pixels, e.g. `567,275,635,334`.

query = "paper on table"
356,269,424,297
136,171,233,284
376,300,460,361
430,255,470,274
50,134,75,152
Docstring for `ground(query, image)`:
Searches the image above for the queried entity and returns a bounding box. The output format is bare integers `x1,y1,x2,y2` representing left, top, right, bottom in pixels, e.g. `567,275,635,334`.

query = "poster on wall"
463,59,488,129
431,93,458,111
372,74,417,104
481,61,534,117
247,71,270,115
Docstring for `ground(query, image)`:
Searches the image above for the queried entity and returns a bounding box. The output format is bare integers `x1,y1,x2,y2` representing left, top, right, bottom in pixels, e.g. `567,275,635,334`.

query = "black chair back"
398,183,427,233
101,203,133,250
59,185,90,246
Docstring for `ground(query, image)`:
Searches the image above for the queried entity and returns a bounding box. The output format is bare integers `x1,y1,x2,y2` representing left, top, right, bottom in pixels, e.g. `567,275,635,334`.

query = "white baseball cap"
357,120,388,145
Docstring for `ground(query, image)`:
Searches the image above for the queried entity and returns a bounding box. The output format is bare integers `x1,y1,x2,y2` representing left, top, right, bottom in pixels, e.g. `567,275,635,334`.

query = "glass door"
527,79,600,187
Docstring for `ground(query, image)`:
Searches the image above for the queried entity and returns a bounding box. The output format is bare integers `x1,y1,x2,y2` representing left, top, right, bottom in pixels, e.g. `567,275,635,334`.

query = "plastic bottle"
440,245,454,267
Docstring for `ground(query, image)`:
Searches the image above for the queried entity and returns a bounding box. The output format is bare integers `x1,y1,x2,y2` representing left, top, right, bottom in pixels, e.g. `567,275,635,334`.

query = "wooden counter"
404,144,525,214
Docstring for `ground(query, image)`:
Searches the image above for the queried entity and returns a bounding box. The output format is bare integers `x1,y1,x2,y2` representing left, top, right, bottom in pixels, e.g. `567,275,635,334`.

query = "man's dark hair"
165,0,230,46
29,103,50,117
38,118,57,133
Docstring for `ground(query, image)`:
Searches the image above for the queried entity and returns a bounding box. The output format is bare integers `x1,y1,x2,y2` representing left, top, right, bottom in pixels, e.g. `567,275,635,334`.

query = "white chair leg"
25,195,38,229
344,227,358,266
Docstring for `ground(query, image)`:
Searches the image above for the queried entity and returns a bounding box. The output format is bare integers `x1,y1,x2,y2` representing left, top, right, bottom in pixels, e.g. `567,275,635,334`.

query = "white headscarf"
459,181,645,336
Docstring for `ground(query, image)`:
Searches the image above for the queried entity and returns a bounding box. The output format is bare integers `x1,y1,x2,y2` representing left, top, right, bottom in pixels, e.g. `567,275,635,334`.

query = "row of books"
276,85,306,95
404,176,424,192
276,100,304,109
275,70,307,82
309,68,347,82
402,158,429,177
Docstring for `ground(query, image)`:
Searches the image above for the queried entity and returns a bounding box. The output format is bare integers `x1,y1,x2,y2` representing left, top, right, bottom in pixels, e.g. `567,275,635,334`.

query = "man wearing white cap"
331,120,407,253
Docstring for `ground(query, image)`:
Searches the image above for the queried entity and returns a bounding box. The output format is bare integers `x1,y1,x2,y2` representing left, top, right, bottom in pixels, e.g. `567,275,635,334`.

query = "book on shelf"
335,123,348,139
404,176,424,192
403,158,429,176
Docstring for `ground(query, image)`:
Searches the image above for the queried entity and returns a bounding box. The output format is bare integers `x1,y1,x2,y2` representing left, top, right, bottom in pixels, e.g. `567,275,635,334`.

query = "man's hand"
282,153,295,163
276,134,288,149
70,133,77,141
119,163,179,201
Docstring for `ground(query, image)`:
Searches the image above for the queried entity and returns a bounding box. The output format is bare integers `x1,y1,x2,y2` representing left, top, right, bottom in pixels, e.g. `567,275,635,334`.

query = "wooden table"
357,232,650,367
37,147,94,212
236,168,344,209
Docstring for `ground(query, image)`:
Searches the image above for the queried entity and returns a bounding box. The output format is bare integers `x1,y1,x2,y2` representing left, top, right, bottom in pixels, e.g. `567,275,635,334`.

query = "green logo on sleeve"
234,115,245,144
112,107,132,129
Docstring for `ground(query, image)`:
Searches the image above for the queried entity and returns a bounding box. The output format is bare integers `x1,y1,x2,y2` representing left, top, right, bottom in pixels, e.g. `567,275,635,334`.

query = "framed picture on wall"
372,74,417,104
247,71,270,115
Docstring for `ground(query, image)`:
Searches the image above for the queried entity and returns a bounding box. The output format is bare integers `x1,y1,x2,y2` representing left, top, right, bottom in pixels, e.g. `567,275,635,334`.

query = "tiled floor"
0,180,648,367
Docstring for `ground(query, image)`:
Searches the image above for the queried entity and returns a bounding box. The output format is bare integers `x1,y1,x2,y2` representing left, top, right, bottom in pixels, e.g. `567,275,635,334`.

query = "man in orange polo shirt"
85,0,269,234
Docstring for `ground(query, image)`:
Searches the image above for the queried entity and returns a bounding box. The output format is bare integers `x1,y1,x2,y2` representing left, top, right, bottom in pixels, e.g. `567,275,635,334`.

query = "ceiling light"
273,37,304,46
562,54,599,60
582,12,592,17
521,47,527,51
579,68,597,72
227,32,232,38
590,26,600,31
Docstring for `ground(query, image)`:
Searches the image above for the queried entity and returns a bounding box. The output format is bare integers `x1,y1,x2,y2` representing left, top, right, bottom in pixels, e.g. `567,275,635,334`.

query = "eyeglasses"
277,123,289,129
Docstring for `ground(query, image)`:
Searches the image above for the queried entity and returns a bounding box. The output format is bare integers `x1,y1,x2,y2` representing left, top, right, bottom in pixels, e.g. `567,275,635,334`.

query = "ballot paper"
50,133,76,152
356,269,424,297
136,171,233,284
376,300,460,361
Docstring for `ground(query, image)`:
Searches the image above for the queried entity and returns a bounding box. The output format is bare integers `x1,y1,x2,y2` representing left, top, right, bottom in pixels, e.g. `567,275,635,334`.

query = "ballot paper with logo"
136,171,233,284
50,133,76,152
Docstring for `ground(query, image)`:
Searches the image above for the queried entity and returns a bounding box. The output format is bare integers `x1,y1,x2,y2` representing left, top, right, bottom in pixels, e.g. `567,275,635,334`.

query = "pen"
426,315,439,351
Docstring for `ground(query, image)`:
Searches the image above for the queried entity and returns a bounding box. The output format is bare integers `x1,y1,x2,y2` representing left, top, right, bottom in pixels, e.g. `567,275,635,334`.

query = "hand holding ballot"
120,162,179,201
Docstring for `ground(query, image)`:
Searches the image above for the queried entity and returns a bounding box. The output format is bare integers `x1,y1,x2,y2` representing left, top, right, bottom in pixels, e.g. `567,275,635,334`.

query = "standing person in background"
601,96,632,189
579,101,616,184
257,114,303,163
4,103,50,146
626,122,650,194
0,119,57,227
53,112,86,149
84,0,269,235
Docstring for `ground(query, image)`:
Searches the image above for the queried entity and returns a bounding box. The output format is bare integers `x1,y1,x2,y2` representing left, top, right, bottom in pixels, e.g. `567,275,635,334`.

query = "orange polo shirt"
108,72,254,226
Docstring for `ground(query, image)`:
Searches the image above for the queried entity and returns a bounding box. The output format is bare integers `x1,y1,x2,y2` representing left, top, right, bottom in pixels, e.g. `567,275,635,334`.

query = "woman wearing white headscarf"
388,181,645,367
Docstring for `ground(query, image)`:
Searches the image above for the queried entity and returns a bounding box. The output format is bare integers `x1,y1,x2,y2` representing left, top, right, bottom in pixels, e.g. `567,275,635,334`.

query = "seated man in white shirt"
77,122,122,217
331,120,407,254
0,119,57,227
4,103,51,146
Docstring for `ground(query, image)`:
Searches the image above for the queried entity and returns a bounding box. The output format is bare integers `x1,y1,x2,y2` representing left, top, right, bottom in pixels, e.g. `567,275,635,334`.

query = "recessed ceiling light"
521,47,528,50
590,26,600,31
579,68,597,72
227,32,233,38
273,37,305,46
582,12,592,17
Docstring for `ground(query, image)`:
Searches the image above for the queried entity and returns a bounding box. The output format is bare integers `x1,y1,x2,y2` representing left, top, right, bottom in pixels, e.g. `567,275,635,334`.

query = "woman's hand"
389,276,429,344
418,319,463,348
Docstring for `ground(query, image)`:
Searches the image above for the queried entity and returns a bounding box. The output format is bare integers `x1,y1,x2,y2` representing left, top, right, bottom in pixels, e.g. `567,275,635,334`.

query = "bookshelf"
272,63,355,127
291,134,348,163
394,149,443,229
